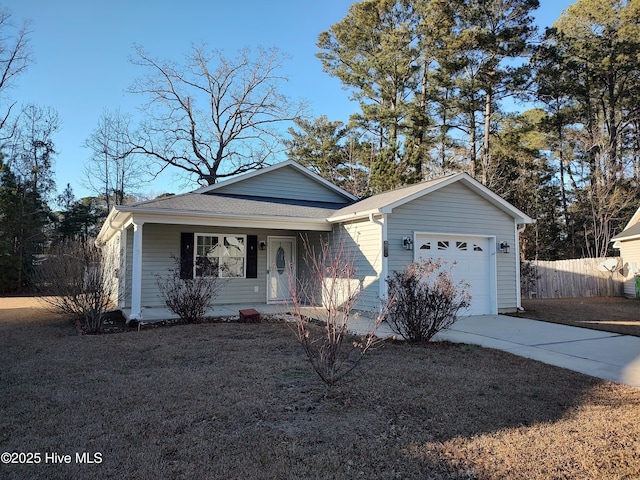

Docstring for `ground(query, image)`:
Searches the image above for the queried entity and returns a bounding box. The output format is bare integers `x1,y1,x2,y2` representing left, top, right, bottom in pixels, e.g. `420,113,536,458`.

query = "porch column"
130,220,144,320
369,213,388,302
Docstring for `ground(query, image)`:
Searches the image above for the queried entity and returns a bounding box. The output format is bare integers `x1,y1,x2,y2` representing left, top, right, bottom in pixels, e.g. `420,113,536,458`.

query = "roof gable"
612,222,640,243
329,173,533,224
193,160,357,203
612,204,640,243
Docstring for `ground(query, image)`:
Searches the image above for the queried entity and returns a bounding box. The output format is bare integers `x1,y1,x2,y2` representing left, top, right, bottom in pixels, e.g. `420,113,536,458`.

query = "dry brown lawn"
1,297,640,479
515,297,640,337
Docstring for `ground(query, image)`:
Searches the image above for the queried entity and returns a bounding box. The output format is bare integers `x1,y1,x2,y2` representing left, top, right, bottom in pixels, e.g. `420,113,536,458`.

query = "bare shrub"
34,241,115,334
288,235,385,397
386,259,471,343
520,260,538,298
155,258,224,323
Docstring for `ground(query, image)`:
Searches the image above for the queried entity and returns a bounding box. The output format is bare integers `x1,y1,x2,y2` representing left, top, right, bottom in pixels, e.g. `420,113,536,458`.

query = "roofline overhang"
327,174,534,225
328,208,383,223
612,233,640,244
329,207,533,225
97,206,333,245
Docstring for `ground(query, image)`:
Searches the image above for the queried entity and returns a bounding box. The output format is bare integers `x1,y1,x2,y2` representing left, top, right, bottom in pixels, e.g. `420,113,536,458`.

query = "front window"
195,234,246,278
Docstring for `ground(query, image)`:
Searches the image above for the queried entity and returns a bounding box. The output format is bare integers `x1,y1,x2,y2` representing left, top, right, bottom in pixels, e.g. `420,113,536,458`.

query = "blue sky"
7,0,575,202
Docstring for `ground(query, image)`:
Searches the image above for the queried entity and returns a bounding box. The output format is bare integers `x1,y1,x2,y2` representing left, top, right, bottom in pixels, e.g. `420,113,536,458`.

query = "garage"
415,233,496,316
329,172,533,314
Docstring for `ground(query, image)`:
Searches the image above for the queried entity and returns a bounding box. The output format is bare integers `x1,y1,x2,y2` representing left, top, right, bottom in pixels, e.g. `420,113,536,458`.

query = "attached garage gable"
415,233,496,315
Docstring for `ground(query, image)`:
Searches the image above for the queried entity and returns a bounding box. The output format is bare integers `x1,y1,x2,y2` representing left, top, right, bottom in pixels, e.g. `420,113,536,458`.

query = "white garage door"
415,234,494,316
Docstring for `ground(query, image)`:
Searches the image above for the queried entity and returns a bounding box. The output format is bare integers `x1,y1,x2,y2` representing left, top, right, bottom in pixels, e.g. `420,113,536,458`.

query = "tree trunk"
482,89,491,186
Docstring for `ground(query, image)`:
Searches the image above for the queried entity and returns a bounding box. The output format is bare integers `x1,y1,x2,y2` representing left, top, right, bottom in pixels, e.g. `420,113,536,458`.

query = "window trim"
194,233,247,279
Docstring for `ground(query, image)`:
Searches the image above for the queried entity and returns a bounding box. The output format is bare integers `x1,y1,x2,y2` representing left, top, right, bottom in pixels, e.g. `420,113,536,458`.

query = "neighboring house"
96,160,534,320
611,207,640,297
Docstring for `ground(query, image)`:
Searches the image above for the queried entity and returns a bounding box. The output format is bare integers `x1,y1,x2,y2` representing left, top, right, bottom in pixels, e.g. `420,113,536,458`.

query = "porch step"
239,308,261,323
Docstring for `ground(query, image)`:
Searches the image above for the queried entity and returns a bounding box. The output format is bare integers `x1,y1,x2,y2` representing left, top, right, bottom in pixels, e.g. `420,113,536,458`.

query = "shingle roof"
329,176,451,219
127,192,346,219
612,222,640,242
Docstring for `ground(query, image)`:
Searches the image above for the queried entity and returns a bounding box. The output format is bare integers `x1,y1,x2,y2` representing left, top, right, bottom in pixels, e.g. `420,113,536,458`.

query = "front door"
267,236,296,303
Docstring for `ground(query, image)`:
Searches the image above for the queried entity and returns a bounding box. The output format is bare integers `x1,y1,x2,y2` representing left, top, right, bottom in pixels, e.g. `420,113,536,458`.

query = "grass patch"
1,298,640,479
514,297,640,337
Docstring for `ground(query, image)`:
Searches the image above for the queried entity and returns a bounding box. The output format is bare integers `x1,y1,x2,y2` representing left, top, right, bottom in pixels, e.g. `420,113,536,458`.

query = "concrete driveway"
367,315,640,388
440,316,640,388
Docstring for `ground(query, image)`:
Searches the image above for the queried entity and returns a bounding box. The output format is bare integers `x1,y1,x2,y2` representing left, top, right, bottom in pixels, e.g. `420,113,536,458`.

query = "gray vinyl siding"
618,239,640,297
387,182,518,312
134,224,307,307
333,220,383,312
294,231,330,305
213,166,349,203
103,231,122,306
293,224,382,312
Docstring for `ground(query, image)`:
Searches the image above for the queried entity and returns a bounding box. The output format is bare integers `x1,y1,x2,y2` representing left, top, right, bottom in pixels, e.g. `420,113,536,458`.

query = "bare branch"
34,241,116,334
0,9,33,135
129,44,306,186
286,234,387,398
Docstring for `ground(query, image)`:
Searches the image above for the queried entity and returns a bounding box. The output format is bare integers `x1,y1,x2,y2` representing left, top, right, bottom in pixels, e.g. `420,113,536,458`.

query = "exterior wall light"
402,236,413,250
499,241,510,254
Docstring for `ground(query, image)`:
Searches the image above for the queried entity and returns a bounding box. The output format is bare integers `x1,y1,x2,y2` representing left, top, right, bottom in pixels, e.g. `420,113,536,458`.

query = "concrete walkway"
369,315,640,388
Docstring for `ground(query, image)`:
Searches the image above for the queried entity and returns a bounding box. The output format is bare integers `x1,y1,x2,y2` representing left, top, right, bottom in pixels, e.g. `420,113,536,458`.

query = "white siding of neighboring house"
617,239,640,297
212,165,351,203
127,223,316,308
386,181,519,313
333,219,383,313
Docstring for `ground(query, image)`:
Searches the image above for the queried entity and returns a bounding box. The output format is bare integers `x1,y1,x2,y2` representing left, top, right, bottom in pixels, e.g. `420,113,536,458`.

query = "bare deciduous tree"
83,108,144,210
5,104,60,196
287,235,386,398
0,8,33,137
34,241,115,334
129,44,305,186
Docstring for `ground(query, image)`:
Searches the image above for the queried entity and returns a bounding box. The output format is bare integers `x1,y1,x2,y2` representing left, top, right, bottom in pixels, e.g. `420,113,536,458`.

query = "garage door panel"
415,234,494,316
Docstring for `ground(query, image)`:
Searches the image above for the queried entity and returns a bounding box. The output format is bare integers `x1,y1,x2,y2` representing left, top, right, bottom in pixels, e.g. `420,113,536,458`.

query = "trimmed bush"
386,259,471,343
156,258,224,323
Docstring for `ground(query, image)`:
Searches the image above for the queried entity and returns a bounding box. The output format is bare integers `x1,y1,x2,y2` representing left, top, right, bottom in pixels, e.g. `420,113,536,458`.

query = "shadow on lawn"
2,297,637,479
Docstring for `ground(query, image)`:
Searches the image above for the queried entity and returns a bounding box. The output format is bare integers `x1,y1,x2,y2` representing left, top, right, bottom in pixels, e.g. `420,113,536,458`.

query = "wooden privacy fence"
521,257,625,299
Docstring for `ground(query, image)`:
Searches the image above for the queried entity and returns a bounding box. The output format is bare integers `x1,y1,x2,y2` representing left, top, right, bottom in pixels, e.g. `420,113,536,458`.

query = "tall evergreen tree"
445,0,539,184
56,196,106,246
490,110,562,260
317,0,422,192
285,116,372,197
0,156,50,290
536,0,640,256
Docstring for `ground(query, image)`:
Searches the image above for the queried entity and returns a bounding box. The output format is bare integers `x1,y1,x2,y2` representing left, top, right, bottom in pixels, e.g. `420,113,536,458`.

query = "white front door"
267,236,296,303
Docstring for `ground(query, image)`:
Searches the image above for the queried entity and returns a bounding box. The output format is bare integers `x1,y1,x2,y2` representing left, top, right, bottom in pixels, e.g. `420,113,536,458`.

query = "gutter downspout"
370,213,388,304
